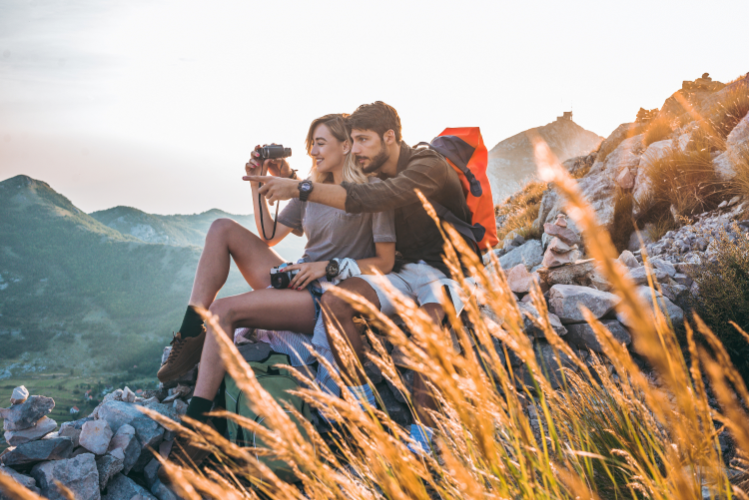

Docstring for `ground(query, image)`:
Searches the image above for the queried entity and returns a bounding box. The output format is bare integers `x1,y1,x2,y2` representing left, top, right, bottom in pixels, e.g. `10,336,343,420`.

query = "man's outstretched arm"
243,175,347,210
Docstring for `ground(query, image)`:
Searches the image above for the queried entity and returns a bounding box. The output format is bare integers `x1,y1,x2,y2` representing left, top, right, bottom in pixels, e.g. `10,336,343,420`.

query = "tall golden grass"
4,139,749,500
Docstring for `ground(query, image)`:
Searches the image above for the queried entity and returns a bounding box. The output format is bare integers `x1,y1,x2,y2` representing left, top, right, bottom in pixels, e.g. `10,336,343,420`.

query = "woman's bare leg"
189,218,285,309
193,287,317,400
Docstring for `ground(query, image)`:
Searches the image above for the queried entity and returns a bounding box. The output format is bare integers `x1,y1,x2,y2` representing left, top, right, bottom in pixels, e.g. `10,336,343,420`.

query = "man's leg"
159,218,284,383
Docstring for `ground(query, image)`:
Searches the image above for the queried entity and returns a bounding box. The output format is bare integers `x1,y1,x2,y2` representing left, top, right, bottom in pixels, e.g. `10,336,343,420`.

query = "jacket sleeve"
342,159,447,214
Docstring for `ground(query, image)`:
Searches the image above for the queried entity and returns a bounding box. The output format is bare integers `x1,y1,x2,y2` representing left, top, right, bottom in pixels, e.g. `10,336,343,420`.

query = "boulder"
0,465,40,499
537,259,597,287
650,258,676,277
10,386,29,406
142,459,161,489
59,417,94,448
516,340,577,390
639,139,672,171
548,285,620,323
0,396,55,431
616,167,635,189
130,416,165,450
107,424,140,474
566,320,631,353
628,266,667,286
499,240,544,271
714,111,749,181
150,481,178,500
619,286,685,328
31,453,100,500
80,420,113,455
506,264,534,294
618,250,640,269
542,246,578,268
97,401,144,433
96,449,125,491
4,416,57,446
517,302,567,338
0,437,73,466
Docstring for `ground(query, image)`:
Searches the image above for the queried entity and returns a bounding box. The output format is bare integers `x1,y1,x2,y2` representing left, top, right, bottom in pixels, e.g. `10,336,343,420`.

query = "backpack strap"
430,200,484,256
426,136,483,197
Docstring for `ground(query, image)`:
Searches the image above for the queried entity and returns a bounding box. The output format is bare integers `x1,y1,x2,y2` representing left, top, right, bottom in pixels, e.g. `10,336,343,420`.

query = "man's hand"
243,176,299,204
286,261,327,290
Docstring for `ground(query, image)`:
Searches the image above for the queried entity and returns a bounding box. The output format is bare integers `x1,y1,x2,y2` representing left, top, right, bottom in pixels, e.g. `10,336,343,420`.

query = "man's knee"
421,302,445,325
320,290,354,319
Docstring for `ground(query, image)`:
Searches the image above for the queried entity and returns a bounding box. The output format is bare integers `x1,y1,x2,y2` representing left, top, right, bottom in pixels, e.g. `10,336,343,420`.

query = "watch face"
301,183,311,192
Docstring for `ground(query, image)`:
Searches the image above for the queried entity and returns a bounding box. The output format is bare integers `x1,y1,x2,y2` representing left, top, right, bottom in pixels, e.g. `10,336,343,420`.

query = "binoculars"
256,144,292,160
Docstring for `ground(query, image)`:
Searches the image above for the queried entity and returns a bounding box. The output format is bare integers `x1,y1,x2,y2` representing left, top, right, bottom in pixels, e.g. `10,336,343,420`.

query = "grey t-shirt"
277,179,396,263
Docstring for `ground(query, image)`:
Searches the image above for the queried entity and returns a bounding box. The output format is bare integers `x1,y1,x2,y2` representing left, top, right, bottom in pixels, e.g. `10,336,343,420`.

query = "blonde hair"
306,114,368,185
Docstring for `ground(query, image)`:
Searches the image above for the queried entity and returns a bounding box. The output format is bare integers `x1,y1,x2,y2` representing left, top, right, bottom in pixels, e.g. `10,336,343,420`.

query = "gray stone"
102,473,157,500
130,416,164,450
517,341,577,390
628,266,667,285
96,450,124,490
30,453,100,500
543,223,581,247
4,416,57,445
660,282,690,308
616,167,635,189
650,258,676,277
518,302,567,338
547,237,573,254
566,320,631,353
0,465,39,498
618,250,640,269
97,401,144,433
548,285,620,323
542,246,575,268
0,437,73,466
80,420,113,455
499,240,544,271
107,424,140,475
143,459,161,488
150,481,178,500
537,259,597,287
619,286,685,328
59,417,93,448
10,386,29,406
0,396,55,431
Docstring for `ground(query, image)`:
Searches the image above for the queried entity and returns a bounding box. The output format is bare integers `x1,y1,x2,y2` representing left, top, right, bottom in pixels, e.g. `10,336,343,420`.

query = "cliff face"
487,117,603,204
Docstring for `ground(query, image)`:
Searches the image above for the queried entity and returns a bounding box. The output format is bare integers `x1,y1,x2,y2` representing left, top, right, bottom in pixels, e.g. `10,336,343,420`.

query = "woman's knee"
206,218,239,243
208,299,235,332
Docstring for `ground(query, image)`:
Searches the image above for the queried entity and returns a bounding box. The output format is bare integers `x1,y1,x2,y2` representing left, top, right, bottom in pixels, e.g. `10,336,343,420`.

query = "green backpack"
223,342,314,482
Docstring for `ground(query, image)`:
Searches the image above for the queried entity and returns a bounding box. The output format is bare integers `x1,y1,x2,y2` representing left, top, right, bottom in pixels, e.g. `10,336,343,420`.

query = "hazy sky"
1,0,747,215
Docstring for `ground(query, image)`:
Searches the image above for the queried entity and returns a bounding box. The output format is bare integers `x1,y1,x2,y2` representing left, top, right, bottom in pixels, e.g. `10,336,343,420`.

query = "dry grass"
494,180,546,242
729,145,749,198
644,116,673,147
711,85,749,140
610,188,635,253
6,140,749,500
642,139,727,219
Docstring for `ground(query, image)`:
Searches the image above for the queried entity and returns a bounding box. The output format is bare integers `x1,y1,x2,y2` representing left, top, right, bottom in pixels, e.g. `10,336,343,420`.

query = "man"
249,101,473,453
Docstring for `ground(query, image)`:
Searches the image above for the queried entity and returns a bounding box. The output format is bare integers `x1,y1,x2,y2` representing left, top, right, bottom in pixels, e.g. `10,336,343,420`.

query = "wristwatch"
325,259,340,281
298,180,313,202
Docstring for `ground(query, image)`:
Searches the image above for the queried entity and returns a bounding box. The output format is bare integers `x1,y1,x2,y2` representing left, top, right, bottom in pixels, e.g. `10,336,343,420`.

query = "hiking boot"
157,421,215,485
157,328,206,383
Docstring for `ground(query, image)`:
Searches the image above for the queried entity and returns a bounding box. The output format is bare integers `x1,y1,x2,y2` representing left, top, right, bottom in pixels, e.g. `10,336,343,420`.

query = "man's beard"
359,142,389,174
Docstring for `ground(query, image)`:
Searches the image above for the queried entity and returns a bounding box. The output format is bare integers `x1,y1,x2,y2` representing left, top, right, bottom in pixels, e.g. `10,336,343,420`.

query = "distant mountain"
0,175,305,379
487,115,603,203
90,207,304,260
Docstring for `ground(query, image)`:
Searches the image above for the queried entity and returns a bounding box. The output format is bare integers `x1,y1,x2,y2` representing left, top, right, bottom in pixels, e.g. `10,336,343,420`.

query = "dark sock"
185,396,213,424
179,306,204,338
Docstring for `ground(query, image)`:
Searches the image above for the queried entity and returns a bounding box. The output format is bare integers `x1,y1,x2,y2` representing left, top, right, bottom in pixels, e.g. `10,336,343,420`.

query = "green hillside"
0,175,305,386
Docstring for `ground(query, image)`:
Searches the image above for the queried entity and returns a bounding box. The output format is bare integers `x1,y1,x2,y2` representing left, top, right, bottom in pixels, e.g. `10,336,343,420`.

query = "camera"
270,263,299,289
256,144,292,160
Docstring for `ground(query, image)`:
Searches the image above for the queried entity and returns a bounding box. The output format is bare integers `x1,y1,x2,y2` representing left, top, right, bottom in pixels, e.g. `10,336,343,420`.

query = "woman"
156,114,395,463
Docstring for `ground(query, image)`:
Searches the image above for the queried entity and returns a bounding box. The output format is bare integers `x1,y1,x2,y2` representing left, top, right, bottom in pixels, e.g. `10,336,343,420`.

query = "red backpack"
417,127,498,252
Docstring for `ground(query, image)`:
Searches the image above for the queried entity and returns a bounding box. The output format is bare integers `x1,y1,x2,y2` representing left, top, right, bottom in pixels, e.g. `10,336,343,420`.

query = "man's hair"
348,101,402,143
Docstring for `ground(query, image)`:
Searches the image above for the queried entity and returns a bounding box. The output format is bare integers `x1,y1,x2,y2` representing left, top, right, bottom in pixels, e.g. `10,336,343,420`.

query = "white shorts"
358,262,473,319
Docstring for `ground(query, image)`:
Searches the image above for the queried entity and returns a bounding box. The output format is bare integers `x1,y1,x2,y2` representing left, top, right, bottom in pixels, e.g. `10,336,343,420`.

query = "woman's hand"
246,144,291,184
286,261,328,290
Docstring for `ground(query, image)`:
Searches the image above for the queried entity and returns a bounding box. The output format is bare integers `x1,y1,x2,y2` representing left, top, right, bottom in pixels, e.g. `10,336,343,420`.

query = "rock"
650,258,676,277
150,482,177,500
618,250,640,269
660,282,690,307
566,320,631,353
542,247,575,268
107,424,140,475
516,341,577,390
506,264,534,294
0,396,55,431
616,167,635,189
97,401,144,433
143,459,161,489
547,237,573,254
130,416,164,450
96,450,124,491
80,420,113,455
31,453,100,500
628,266,667,285
619,286,684,328
517,302,567,338
172,399,187,416
4,416,57,446
554,214,568,228
499,240,544,271
543,223,581,246
728,195,741,207
0,437,73,466
714,111,749,181
362,358,384,385
537,259,597,288
0,465,40,498
121,388,136,404
10,386,29,406
548,285,620,323
59,417,93,448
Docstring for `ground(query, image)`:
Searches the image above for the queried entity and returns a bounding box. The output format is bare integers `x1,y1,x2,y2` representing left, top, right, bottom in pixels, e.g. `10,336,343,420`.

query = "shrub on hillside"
643,141,726,218
494,180,546,242
687,224,749,381
711,85,749,140
644,116,673,146
729,145,749,199
610,188,635,253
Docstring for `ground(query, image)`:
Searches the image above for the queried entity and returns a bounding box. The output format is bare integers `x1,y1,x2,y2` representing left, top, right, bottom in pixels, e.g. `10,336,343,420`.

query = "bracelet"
287,169,299,180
